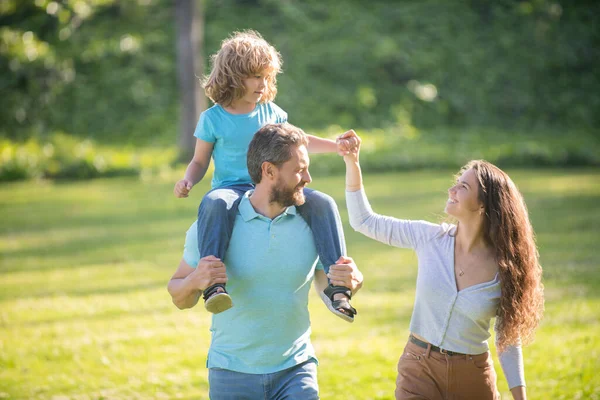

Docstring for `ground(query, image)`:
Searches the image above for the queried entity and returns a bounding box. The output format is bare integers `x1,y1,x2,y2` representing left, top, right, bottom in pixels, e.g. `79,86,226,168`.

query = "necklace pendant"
459,270,464,276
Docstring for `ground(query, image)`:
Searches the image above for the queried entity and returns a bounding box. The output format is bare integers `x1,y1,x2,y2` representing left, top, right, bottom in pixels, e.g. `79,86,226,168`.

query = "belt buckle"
439,348,448,355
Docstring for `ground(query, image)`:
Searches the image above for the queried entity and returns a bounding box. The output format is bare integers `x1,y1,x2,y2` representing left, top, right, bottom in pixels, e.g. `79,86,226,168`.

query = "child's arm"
174,139,214,198
306,135,338,154
306,130,359,156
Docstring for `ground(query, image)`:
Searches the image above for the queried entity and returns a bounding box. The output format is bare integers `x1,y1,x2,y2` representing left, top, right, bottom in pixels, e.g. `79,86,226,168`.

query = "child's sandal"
320,285,357,323
203,284,233,314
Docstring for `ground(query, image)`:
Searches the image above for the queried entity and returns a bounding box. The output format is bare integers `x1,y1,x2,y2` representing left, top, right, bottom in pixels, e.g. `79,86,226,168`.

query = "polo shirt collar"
239,190,298,222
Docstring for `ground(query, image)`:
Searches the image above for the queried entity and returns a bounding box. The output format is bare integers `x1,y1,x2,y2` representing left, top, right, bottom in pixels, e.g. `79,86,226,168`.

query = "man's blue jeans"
208,360,319,400
197,184,346,274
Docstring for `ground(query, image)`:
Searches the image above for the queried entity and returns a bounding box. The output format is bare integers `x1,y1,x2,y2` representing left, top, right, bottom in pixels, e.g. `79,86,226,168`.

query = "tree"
175,0,207,161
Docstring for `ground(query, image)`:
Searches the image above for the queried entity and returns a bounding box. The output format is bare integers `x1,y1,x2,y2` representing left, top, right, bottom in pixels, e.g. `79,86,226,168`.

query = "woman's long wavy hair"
203,30,281,106
461,160,544,351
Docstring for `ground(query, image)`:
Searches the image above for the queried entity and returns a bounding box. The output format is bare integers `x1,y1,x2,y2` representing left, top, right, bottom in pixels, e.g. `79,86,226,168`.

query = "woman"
342,136,543,400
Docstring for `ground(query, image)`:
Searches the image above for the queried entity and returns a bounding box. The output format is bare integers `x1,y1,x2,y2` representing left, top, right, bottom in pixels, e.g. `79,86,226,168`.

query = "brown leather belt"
409,335,467,356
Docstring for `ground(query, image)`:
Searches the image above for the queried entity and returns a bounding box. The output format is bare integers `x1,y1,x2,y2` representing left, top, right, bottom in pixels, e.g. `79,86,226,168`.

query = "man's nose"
304,170,312,184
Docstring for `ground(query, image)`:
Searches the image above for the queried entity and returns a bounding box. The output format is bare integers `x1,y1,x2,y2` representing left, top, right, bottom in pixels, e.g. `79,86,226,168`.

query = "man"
168,122,363,399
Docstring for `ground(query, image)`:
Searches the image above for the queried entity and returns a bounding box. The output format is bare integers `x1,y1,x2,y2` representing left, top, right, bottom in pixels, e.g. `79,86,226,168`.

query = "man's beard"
270,179,306,207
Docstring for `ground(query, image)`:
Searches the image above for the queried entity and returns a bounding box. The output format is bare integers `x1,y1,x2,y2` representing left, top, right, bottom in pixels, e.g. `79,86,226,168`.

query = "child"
174,30,358,322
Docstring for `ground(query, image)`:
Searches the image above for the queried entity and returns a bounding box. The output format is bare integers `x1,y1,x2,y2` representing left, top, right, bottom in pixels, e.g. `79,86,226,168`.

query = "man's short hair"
247,123,309,184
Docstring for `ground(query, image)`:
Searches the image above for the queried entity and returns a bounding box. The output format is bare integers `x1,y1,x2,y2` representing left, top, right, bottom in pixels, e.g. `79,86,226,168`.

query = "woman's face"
445,168,483,218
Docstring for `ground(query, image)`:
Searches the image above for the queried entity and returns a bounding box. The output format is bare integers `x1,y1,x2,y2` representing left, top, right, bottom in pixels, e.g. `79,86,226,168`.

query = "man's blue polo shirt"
183,190,323,374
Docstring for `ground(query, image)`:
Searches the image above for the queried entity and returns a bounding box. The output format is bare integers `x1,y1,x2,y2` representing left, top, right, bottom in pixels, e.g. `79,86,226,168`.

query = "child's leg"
197,184,252,313
298,188,346,269
298,188,357,322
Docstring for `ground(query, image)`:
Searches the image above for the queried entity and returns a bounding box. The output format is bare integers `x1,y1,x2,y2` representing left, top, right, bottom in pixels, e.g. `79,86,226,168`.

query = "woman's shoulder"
416,221,456,244
405,220,455,247
439,222,457,236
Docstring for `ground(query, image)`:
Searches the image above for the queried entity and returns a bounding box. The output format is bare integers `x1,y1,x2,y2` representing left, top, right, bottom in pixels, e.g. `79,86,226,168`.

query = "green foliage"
1,170,599,398
1,126,596,182
0,133,176,181
219,0,600,131
1,0,177,144
1,0,599,145
308,125,600,177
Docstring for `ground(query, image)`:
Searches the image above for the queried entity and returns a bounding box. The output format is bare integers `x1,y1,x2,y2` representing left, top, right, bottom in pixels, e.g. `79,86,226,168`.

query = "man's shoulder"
185,220,199,242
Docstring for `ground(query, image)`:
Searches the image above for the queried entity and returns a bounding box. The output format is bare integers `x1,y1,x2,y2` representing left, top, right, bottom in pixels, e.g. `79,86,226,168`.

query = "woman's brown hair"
203,30,281,106
463,160,544,351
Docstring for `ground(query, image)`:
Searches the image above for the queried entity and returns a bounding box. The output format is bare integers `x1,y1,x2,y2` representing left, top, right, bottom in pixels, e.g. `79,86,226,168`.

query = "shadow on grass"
0,223,185,267
0,280,167,302
3,303,175,329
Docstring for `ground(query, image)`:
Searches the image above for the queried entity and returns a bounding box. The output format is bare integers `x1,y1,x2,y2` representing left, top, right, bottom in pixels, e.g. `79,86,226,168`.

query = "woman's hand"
510,386,526,400
341,130,363,191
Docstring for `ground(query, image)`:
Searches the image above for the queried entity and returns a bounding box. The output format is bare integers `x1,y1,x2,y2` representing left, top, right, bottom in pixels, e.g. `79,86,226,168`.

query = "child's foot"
203,284,233,314
321,285,357,323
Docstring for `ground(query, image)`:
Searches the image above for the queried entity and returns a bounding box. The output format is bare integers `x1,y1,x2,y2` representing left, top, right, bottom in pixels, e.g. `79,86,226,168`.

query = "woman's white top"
346,188,525,388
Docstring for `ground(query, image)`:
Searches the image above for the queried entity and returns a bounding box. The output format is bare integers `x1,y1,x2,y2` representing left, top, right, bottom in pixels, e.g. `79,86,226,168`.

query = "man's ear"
261,161,277,181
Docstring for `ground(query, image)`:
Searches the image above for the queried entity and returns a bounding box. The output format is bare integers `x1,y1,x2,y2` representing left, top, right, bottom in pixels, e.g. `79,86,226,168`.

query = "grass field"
1,168,599,399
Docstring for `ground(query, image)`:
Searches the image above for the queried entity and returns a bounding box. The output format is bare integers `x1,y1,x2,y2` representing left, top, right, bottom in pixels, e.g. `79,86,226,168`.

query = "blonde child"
174,30,357,321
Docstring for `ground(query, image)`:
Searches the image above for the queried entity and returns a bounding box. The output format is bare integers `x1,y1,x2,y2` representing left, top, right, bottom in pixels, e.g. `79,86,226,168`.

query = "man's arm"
167,255,227,309
313,256,364,296
313,269,329,293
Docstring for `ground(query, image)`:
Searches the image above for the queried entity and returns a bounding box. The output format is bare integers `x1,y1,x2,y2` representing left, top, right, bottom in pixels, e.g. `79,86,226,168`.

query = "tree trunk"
175,0,207,162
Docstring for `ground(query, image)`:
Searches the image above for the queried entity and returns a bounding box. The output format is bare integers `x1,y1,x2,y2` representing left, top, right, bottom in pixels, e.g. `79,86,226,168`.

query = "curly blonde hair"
203,30,282,106
461,160,544,352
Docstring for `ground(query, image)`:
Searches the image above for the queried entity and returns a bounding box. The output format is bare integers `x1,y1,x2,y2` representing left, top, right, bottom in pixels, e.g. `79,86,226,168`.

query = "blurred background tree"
1,0,598,159
175,0,205,161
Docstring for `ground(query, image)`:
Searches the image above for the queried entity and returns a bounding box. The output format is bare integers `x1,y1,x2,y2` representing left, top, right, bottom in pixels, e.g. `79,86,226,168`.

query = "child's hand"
336,130,361,156
174,179,193,198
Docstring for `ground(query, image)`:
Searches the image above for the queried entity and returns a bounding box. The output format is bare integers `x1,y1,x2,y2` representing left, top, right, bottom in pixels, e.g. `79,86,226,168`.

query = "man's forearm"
168,277,202,309
313,270,329,293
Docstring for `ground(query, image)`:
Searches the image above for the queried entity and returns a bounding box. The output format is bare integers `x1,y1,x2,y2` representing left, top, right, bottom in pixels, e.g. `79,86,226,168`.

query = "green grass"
1,168,599,399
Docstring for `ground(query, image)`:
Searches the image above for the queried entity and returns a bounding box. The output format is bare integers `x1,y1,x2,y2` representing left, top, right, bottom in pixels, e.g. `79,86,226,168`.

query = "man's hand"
336,130,361,156
186,255,228,291
327,256,364,295
174,179,193,198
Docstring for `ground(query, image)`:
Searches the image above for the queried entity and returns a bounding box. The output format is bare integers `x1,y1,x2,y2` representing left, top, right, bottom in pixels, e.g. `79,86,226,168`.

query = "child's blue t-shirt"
194,102,288,189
